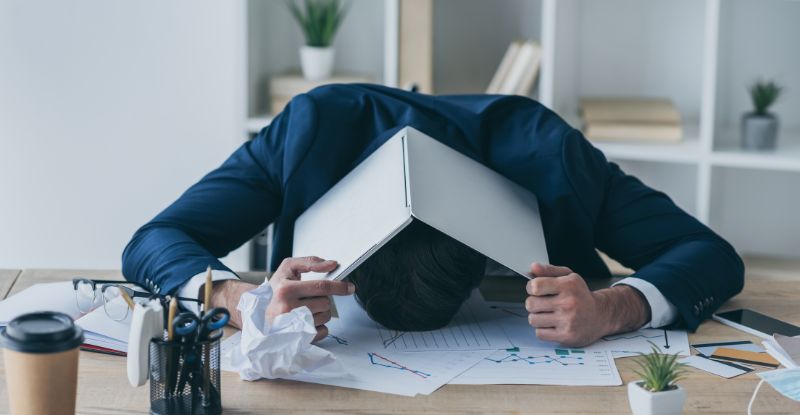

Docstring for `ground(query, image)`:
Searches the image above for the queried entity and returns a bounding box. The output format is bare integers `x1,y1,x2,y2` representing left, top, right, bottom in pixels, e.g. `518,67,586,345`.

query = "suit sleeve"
121,99,304,295
562,129,744,331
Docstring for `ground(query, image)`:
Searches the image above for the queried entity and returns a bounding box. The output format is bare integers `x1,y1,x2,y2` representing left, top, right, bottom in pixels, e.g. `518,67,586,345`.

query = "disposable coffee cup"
0,311,84,415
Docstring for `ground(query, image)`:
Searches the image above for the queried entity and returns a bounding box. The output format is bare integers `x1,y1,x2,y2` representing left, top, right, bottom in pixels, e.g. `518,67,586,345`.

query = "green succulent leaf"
749,79,783,116
286,0,348,47
633,341,686,392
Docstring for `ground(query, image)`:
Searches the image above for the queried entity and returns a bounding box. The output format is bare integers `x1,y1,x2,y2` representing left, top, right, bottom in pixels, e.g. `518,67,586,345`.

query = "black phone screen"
717,309,800,337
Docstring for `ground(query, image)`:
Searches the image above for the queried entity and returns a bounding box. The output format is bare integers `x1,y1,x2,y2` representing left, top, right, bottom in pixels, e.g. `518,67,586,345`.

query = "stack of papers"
0,282,131,354
272,291,694,396
764,334,800,369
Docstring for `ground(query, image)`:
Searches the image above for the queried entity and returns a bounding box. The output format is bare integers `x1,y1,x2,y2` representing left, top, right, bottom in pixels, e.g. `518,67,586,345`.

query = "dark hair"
348,220,486,331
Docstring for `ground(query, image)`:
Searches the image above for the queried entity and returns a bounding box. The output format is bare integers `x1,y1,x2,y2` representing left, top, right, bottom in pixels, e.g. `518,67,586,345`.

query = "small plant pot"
741,112,779,150
627,380,686,415
300,46,335,81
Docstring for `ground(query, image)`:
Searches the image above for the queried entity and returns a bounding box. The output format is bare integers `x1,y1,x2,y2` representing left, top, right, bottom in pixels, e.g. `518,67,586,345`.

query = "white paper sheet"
484,301,690,358
333,290,513,352
75,297,131,351
451,346,621,386
485,301,558,349
289,317,489,396
0,281,98,324
589,328,691,358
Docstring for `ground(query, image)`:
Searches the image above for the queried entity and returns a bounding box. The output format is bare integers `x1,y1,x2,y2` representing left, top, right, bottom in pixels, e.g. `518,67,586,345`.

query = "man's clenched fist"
525,263,650,347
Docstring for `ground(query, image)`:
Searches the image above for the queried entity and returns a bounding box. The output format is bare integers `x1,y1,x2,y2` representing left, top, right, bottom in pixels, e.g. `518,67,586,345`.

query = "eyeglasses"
71,278,200,322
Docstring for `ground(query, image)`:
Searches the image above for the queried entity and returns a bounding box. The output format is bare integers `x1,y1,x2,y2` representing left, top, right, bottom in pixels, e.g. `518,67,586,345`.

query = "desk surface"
1,268,799,414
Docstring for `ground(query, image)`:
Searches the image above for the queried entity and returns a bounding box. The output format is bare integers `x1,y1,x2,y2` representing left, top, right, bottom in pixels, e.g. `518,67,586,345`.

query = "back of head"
349,220,486,331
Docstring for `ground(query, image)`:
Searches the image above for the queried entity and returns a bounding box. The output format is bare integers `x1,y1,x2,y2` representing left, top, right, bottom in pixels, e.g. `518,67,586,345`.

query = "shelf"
592,136,702,164
711,127,800,172
551,0,707,124
246,115,273,134
563,113,703,164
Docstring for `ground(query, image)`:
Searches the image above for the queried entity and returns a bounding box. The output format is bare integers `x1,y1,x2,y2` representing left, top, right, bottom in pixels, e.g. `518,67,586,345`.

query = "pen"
120,289,135,310
166,297,178,396
167,297,178,341
203,265,213,316
203,265,213,405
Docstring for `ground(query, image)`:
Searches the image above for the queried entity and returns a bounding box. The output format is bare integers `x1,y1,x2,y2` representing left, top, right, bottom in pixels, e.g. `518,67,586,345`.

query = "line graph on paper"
485,349,585,366
451,347,621,386
374,295,511,351
327,334,349,345
367,352,432,379
594,328,690,357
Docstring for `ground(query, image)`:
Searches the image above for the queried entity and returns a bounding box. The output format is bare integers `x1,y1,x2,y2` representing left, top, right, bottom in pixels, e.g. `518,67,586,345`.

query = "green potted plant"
287,0,348,81
628,343,687,415
742,79,783,150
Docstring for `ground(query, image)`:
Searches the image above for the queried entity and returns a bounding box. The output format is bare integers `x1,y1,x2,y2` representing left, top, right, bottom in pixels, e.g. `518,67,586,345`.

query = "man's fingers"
534,327,560,342
526,277,561,296
525,295,557,313
296,296,332,314
313,325,329,342
528,312,558,329
313,310,332,327
529,262,573,278
277,257,339,280
285,279,355,298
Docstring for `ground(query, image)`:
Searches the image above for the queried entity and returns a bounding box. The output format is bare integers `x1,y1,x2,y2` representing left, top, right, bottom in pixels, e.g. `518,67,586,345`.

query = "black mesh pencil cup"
149,337,222,415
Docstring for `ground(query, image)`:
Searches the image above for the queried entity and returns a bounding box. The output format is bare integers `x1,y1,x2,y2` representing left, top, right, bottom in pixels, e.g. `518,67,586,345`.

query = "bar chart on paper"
451,347,621,386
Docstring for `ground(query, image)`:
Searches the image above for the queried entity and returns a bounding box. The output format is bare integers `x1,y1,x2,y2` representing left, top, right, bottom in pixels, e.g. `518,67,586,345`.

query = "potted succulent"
287,0,348,81
742,79,783,150
628,343,687,415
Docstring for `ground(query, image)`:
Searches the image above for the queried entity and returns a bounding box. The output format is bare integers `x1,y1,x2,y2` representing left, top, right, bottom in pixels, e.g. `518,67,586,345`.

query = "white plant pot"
300,46,335,81
628,381,686,415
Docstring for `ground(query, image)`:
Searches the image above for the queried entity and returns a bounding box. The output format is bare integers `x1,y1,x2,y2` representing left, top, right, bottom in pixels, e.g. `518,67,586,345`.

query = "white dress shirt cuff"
177,270,239,314
613,277,678,328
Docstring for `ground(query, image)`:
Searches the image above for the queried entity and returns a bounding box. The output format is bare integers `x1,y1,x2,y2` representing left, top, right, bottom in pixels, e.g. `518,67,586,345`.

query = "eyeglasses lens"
103,286,129,321
75,280,96,313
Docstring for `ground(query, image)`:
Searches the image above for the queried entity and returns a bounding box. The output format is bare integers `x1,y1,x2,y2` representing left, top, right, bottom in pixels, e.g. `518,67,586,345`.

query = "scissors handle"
172,313,200,337
201,308,230,332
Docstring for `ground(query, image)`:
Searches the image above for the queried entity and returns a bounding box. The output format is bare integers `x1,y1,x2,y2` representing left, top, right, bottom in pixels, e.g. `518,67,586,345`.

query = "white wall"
0,0,249,270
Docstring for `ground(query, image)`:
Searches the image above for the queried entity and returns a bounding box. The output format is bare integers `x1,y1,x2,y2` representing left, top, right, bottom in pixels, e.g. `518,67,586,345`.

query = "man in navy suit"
122,84,744,347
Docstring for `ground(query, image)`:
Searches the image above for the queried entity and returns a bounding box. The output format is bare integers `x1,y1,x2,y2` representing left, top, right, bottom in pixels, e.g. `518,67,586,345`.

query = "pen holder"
149,337,222,415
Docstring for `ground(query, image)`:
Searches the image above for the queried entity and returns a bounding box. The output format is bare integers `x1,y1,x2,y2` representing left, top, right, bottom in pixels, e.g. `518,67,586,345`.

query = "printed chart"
338,292,513,352
593,328,690,358
452,347,621,386
367,352,432,379
376,302,497,351
289,318,492,396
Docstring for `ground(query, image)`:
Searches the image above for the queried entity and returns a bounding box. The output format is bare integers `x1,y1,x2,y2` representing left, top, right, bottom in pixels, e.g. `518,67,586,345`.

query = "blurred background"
1,0,798,272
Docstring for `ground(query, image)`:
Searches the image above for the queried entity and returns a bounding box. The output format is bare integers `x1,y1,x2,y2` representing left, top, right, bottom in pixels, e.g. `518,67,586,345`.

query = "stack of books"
486,40,541,96
580,98,683,143
270,73,370,115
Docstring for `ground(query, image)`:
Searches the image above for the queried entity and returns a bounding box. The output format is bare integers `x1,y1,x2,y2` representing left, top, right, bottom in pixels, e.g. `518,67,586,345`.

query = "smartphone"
712,309,800,339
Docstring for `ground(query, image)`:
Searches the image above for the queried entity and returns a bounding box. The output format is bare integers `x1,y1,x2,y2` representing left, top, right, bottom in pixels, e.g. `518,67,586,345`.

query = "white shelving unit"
245,0,800,259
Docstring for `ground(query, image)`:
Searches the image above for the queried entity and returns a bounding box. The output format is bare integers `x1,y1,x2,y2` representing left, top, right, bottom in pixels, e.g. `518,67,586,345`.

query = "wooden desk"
1,269,799,414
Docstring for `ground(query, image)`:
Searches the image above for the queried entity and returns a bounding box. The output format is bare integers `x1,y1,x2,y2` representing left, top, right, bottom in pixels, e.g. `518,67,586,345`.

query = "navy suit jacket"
122,84,744,331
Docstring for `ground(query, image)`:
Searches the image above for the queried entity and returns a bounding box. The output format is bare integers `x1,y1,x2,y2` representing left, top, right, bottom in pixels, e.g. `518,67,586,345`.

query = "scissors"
172,308,230,394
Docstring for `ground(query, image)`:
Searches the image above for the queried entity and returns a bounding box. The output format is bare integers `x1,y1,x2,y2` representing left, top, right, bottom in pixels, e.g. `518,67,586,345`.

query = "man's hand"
525,263,650,347
209,256,355,342
266,256,354,341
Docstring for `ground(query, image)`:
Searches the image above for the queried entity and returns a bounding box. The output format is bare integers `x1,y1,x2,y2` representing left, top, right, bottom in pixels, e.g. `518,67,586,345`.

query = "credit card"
680,355,752,378
710,347,780,368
